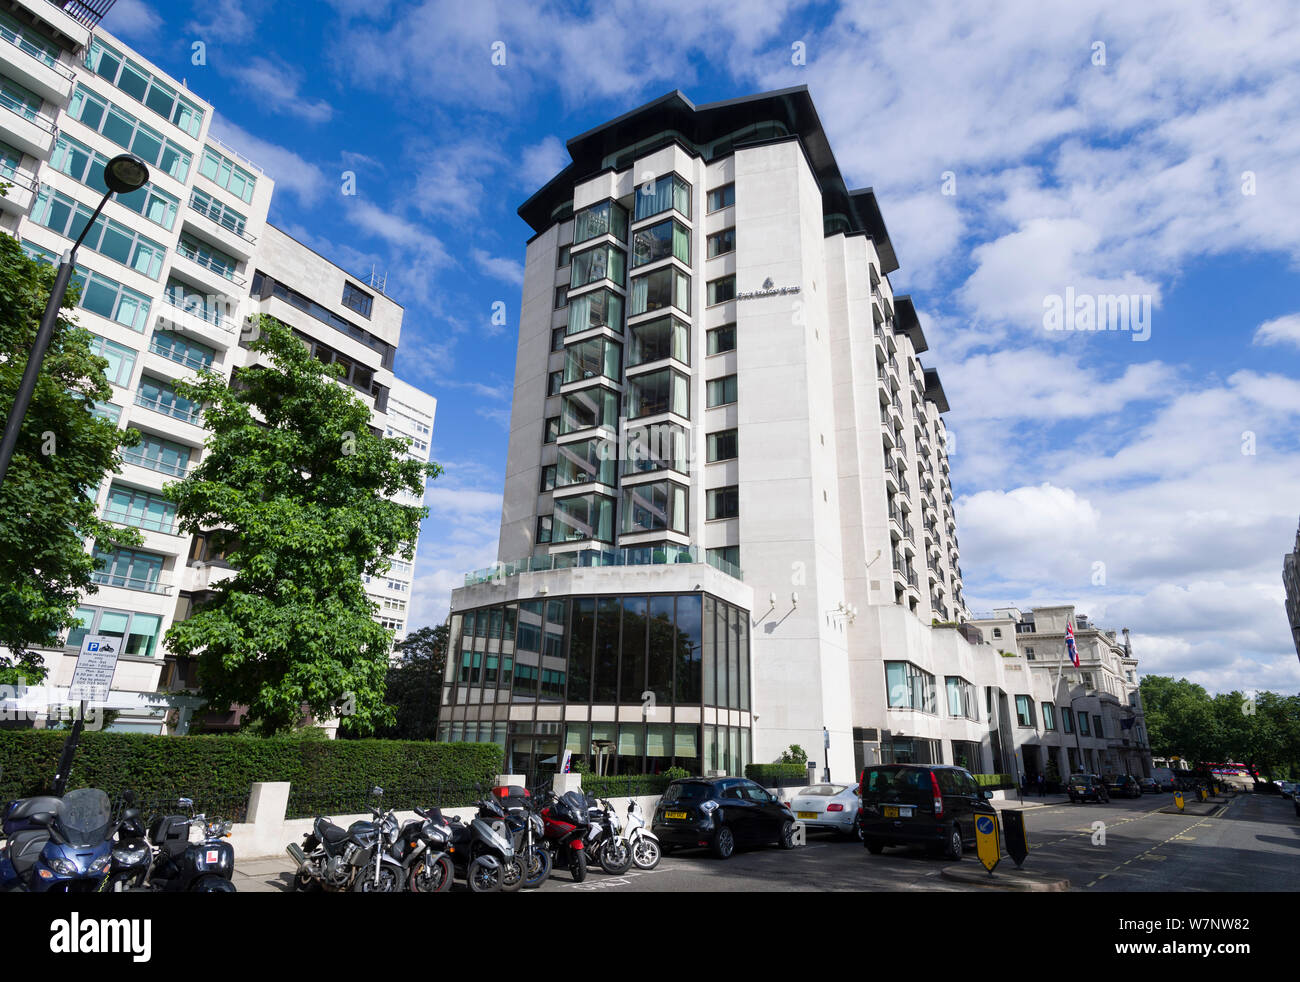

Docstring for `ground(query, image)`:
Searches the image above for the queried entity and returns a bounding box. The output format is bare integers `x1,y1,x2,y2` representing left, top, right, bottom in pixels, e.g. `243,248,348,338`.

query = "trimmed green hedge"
973,773,1015,789
580,774,673,798
0,731,502,819
745,762,810,784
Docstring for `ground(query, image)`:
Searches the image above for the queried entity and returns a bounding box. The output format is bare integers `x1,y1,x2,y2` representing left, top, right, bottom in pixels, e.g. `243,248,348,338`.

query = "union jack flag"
1065,621,1080,667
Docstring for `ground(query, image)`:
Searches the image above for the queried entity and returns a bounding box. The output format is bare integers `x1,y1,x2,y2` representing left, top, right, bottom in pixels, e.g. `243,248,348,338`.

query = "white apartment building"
443,88,1152,784
0,5,435,733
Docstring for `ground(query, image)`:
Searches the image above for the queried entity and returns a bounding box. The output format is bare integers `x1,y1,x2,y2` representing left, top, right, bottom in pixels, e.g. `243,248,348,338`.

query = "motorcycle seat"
7,829,50,879
320,823,352,843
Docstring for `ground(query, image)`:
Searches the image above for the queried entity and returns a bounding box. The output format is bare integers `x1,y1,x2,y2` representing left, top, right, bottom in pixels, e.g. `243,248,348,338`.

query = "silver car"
787,784,861,839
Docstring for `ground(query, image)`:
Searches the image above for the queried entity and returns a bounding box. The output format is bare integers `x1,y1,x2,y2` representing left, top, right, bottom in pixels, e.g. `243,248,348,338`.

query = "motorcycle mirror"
371,786,383,797
177,797,193,809
123,789,135,806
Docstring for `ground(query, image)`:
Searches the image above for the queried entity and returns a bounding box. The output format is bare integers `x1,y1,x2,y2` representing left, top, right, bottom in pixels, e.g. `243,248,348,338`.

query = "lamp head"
104,153,149,195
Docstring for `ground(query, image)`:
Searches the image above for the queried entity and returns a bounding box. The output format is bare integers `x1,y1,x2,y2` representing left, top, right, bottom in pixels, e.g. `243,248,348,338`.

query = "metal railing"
286,783,481,820
160,289,240,334
149,339,213,372
120,448,190,478
175,240,246,286
134,390,202,425
187,192,257,243
465,545,743,586
90,570,171,594
102,506,177,535
0,23,76,79
0,89,55,131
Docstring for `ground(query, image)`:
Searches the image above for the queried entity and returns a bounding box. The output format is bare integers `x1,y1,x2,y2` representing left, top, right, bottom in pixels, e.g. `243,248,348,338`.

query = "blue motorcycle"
0,788,114,892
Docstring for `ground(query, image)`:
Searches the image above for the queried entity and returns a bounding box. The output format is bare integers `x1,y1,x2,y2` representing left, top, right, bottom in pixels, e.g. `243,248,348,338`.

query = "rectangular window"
707,275,736,305
560,385,619,434
707,324,736,355
630,218,690,268
707,375,738,407
50,134,179,231
68,85,191,181
554,286,568,309
707,545,740,575
86,37,205,137
707,486,739,520
540,465,556,492
548,370,563,396
556,437,616,488
0,10,62,67
625,367,689,420
1015,695,1035,728
572,200,628,244
177,233,240,283
885,661,936,712
945,676,977,720
570,243,626,288
707,429,737,462
551,327,565,352
1078,713,1091,736
103,484,177,534
1062,707,1074,733
566,287,623,335
342,282,374,318
136,376,201,424
627,315,689,367
629,267,689,317
122,433,191,477
73,268,152,332
1093,715,1103,737
87,334,136,387
707,183,735,212
199,146,257,203
31,187,166,279
150,330,215,371
1042,703,1057,730
620,481,688,534
553,493,616,543
563,336,621,384
633,173,691,222
544,417,559,443
91,547,166,593
0,75,43,122
707,227,735,258
558,245,570,267
536,515,553,543
622,422,689,476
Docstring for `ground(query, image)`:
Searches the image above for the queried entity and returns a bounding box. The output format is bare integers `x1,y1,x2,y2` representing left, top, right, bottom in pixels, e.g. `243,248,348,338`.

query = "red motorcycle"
535,789,590,883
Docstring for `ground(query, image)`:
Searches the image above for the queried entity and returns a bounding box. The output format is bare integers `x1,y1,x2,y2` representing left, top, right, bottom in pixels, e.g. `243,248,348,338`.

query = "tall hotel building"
444,88,1153,783
0,3,435,732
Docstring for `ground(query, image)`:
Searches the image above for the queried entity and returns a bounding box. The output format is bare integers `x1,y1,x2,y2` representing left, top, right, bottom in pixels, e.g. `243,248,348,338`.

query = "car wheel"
943,824,963,861
778,819,797,849
711,825,736,860
865,841,885,855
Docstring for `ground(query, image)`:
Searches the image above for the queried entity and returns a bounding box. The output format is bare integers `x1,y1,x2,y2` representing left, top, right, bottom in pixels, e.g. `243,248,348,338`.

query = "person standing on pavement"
1037,773,1045,797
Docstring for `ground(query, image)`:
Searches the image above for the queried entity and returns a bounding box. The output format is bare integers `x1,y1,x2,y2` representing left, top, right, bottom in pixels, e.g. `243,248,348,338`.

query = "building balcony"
133,390,203,426
0,162,39,215
182,197,257,261
172,239,247,295
147,338,215,375
0,27,75,105
0,92,54,158
120,448,191,480
463,543,742,586
156,290,242,350
90,569,173,595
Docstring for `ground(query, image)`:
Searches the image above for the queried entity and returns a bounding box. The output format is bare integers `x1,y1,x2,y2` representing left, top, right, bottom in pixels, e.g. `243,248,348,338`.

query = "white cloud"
206,116,329,205
472,248,524,287
104,0,163,39
518,136,569,192
1254,313,1300,349
226,59,335,123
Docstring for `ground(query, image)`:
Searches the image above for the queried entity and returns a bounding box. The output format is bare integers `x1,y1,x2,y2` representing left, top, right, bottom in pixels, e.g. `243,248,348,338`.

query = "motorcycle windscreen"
57,789,112,846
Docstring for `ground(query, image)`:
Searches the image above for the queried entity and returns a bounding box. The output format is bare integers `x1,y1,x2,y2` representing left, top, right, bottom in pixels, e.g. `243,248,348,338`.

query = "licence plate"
883,806,913,818
797,811,819,820
665,811,687,820
1073,786,1085,793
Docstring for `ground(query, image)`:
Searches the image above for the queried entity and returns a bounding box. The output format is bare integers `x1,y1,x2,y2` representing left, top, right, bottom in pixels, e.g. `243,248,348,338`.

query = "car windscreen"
57,788,112,846
798,785,845,796
861,768,929,794
660,782,710,804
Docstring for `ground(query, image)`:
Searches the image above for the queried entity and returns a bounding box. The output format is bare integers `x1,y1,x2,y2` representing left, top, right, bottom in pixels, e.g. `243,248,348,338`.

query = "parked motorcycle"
489,786,551,889
624,799,661,870
393,806,454,893
586,796,633,875
0,788,113,892
104,790,151,891
138,797,237,892
448,795,520,893
536,788,590,883
288,787,397,893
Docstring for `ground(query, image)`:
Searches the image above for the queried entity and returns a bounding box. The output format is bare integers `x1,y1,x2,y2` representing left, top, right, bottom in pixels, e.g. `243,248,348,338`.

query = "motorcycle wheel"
570,848,587,883
467,856,501,893
352,863,402,893
410,854,453,893
500,856,525,893
632,837,661,871
191,876,237,893
598,838,633,875
524,846,552,888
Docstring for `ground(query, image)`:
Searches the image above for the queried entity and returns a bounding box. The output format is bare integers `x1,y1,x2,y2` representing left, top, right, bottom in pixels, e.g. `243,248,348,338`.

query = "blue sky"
104,0,1300,695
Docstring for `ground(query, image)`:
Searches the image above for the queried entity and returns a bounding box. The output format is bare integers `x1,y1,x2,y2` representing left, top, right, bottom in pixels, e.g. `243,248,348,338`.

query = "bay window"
622,422,689,475
631,218,690,268
557,437,617,488
629,267,689,317
553,493,616,543
560,385,619,434
885,661,936,712
563,336,621,384
567,287,624,335
627,315,689,367
946,676,977,720
625,367,689,419
570,242,626,288
633,173,691,222
572,199,628,245
620,480,688,534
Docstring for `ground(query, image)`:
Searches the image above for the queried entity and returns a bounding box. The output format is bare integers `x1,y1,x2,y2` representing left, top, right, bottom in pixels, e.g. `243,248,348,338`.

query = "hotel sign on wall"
736,277,801,300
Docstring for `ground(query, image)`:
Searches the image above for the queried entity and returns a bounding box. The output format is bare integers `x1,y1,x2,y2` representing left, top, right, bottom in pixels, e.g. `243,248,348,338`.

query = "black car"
856,764,995,860
1067,773,1110,803
1105,774,1142,799
1138,778,1160,794
651,777,796,859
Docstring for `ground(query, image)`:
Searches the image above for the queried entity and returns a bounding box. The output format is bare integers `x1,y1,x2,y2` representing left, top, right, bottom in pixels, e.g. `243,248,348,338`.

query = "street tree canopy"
371,623,448,741
164,315,441,735
0,234,141,684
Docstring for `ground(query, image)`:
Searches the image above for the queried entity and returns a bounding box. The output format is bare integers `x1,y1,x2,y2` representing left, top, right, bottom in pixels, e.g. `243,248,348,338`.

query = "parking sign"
68,634,120,703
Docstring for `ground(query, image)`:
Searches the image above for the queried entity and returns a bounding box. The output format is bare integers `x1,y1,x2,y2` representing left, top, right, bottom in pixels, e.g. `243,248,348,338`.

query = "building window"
560,386,619,434
122,433,191,477
136,376,201,424
707,227,735,258
707,375,738,407
557,437,616,489
631,218,690,268
103,484,176,534
31,187,167,279
563,336,621,384
536,515,553,543
67,84,192,181
567,287,624,335
558,245,570,268
1042,703,1056,730
623,422,689,475
634,173,691,222
188,186,246,237
1062,707,1074,733
885,661,936,712
65,605,163,658
945,676,977,720
91,547,166,594
707,184,735,213
707,324,736,355
707,429,738,462
555,286,568,309
85,36,205,137
621,481,688,534
548,370,563,396
1093,715,1103,737
198,145,257,203
554,493,616,543
1025,646,1035,660
342,282,374,318
707,275,736,306
627,315,689,367
992,627,1002,638
544,417,559,443
573,199,629,244
50,133,180,232
151,330,215,371
629,267,689,317
540,465,557,492
88,334,136,387
1015,695,1035,728
707,545,740,574
570,243,626,288
552,327,565,352
624,368,689,420
706,486,739,521
1078,713,1091,736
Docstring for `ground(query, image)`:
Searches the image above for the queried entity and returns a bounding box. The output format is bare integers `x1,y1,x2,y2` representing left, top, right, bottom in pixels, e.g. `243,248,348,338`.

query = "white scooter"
625,799,661,870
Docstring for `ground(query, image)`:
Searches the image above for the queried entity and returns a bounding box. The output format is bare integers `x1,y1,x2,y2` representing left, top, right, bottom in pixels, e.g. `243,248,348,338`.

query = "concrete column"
494,774,526,787
552,773,583,795
246,782,290,825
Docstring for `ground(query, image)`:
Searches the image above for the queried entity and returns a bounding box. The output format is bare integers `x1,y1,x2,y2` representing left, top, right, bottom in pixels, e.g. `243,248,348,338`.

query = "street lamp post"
0,153,149,491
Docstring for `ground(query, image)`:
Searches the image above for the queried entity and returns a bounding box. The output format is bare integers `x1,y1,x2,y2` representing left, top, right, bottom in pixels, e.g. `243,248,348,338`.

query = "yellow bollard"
1173,790,1184,811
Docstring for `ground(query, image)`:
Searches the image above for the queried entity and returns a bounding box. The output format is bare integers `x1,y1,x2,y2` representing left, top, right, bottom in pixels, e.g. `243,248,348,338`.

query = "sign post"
52,634,119,795
975,812,1001,875
1002,809,1029,868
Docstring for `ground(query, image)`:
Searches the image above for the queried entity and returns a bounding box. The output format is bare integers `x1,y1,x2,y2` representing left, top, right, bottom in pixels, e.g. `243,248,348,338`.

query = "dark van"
857,764,995,860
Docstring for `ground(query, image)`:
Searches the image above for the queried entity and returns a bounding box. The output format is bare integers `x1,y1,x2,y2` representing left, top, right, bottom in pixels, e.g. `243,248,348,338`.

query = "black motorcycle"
393,806,454,893
104,791,151,891
141,797,236,892
445,796,520,893
483,788,550,889
288,787,401,893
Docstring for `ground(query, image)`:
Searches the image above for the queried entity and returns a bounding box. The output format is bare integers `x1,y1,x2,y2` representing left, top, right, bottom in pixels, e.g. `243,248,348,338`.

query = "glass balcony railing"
149,339,213,372
465,544,742,586
160,289,239,334
90,570,171,594
134,390,202,425
120,448,190,477
187,192,256,243
175,239,246,286
0,89,54,131
0,23,75,78
102,505,176,535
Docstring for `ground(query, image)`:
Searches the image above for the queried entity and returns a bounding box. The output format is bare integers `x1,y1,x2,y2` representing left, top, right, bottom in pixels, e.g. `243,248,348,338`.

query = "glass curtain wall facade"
439,591,752,781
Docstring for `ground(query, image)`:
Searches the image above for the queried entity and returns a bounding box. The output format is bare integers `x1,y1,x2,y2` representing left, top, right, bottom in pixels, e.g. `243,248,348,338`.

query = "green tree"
373,623,448,740
163,316,441,735
1140,675,1222,765
0,234,141,684
779,744,808,765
